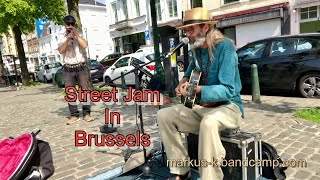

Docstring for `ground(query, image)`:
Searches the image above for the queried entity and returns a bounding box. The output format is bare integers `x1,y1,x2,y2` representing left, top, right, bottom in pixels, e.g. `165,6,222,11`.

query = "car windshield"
146,53,155,61
90,60,100,65
48,62,62,69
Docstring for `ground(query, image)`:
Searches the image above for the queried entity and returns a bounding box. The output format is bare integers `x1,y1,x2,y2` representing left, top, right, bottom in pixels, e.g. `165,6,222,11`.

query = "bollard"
251,64,261,103
52,73,56,85
120,71,127,91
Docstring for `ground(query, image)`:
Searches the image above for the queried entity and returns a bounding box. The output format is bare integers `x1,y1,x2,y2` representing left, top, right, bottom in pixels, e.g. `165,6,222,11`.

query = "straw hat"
177,7,217,29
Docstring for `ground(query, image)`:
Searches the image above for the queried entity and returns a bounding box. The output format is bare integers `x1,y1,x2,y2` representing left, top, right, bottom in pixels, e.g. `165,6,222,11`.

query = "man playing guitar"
157,7,244,180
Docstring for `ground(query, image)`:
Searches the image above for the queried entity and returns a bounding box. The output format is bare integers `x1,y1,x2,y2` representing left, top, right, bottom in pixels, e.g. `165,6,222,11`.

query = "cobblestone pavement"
0,84,319,180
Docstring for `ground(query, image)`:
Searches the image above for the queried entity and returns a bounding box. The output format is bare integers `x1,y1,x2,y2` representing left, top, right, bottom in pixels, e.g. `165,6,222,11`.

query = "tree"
0,0,66,84
66,0,93,90
0,40,4,83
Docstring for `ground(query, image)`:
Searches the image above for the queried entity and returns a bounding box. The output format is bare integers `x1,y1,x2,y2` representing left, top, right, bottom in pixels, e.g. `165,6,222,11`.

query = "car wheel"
29,74,35,82
141,79,150,89
177,62,184,72
105,76,114,87
98,77,103,82
298,73,320,98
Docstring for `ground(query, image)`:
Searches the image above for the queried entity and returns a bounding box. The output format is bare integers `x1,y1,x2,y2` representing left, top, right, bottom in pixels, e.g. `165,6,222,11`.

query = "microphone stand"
99,53,169,179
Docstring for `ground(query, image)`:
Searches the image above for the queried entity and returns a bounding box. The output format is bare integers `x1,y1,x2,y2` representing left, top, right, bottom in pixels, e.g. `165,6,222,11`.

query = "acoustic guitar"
183,70,202,108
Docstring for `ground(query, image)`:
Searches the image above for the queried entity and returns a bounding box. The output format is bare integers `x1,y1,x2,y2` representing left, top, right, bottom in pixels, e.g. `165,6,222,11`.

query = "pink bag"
0,132,37,180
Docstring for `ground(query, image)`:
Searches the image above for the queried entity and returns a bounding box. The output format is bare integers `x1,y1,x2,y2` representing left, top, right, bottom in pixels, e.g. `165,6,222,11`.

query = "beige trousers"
157,103,242,180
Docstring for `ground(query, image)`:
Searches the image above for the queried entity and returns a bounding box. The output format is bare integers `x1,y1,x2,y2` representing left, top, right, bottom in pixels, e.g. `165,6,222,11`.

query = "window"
134,0,140,17
224,0,239,4
237,42,268,60
270,39,296,57
301,6,318,20
122,0,128,19
167,0,177,18
112,3,118,22
155,0,162,21
191,0,202,8
131,57,143,66
296,38,320,52
115,57,129,68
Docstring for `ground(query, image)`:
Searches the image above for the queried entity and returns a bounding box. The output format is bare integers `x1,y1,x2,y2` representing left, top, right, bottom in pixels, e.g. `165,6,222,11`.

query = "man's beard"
190,32,206,49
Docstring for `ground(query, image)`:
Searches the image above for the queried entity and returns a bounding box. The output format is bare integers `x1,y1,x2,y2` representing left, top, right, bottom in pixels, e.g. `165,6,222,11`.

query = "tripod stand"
99,54,169,179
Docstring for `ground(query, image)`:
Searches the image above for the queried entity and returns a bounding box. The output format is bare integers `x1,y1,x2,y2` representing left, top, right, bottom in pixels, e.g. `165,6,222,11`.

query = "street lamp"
84,28,90,59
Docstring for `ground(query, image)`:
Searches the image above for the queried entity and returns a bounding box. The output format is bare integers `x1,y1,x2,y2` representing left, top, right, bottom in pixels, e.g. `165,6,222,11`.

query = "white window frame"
121,0,128,20
300,5,319,23
134,0,140,17
112,3,118,23
222,0,239,5
155,0,162,22
167,0,178,18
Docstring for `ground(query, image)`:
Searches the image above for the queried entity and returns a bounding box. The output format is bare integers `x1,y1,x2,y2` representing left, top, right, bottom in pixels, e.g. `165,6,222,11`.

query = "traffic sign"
144,30,150,41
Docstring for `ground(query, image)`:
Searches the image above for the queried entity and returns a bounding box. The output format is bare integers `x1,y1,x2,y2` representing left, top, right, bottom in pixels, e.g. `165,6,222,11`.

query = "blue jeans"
62,65,91,117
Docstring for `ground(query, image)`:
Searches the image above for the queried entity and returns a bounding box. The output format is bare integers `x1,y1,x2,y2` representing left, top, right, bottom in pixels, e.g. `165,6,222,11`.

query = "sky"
96,0,106,5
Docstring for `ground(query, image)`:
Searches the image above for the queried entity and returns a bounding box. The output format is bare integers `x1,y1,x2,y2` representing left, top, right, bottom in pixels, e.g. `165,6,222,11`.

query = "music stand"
99,54,169,179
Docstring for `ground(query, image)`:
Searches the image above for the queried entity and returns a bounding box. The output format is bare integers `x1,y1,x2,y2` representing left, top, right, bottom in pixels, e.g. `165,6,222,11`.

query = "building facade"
290,0,320,35
38,0,110,64
22,31,40,66
207,0,290,48
1,28,19,66
107,0,183,54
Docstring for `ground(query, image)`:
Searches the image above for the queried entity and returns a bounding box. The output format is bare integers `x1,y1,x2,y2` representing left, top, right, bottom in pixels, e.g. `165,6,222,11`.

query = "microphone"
165,37,189,58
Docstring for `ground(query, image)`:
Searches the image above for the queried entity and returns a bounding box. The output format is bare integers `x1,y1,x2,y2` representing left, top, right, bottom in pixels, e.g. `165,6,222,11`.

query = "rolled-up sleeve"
57,31,66,49
200,42,238,102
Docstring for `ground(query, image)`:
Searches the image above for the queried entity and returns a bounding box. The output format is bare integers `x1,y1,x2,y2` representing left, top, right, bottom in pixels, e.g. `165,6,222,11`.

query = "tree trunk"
0,48,4,83
13,26,30,84
67,0,93,89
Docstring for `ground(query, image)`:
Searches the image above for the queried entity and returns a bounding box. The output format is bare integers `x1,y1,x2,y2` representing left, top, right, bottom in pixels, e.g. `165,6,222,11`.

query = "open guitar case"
0,130,54,180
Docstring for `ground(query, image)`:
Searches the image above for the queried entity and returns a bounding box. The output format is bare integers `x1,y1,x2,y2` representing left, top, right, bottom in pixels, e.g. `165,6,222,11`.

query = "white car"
103,52,156,89
37,62,62,83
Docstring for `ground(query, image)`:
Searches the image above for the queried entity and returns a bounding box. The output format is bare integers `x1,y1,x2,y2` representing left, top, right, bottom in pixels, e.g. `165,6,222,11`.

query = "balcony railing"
115,19,134,31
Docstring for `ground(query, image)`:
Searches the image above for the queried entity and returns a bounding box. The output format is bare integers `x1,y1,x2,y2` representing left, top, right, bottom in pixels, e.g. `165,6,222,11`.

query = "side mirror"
110,66,115,70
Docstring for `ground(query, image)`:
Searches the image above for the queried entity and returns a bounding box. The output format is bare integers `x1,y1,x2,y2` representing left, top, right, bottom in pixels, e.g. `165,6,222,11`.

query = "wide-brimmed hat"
177,7,217,30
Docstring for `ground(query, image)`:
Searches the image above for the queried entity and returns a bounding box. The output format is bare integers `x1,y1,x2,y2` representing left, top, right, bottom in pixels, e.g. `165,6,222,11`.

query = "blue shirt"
184,39,244,118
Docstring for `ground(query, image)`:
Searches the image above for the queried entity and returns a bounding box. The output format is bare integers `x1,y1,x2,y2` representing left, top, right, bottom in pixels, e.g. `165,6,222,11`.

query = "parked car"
237,33,320,98
100,52,122,69
54,59,105,87
103,52,156,89
36,62,62,83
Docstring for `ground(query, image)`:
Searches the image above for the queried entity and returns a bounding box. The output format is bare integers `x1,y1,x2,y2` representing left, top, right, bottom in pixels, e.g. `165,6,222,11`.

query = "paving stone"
300,148,315,154
294,153,309,160
298,136,314,142
305,127,319,133
293,170,312,179
51,169,77,179
310,154,320,164
280,153,292,160
291,124,306,130
309,176,320,180
1,85,320,180
281,139,295,145
74,168,96,178
307,140,320,148
58,175,77,180
291,142,307,149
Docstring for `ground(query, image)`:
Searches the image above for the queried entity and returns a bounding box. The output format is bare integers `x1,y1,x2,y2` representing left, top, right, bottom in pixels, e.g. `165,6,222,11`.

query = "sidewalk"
0,84,319,180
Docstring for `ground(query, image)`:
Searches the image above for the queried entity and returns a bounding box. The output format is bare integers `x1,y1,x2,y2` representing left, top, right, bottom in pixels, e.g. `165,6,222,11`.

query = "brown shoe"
83,114,94,122
66,116,80,125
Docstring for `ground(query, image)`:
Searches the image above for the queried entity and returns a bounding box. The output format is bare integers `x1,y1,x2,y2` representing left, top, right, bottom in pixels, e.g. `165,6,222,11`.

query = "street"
0,83,320,180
